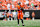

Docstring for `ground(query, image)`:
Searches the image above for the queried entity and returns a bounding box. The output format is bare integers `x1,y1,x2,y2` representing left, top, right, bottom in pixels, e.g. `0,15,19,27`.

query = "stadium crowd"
0,0,40,10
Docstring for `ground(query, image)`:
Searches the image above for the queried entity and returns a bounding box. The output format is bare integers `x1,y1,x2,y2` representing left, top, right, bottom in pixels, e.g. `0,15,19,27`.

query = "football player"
17,2,24,26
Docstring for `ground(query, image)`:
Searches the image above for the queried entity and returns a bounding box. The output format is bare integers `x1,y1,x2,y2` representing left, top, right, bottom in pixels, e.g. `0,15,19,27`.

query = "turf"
0,20,40,27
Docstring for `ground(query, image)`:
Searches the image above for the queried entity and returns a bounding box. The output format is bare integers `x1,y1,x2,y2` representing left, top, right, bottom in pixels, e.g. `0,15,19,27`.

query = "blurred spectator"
32,12,35,20
37,5,40,10
2,1,7,10
7,3,10,10
0,3,2,10
0,0,40,10
12,4,14,9
37,0,40,2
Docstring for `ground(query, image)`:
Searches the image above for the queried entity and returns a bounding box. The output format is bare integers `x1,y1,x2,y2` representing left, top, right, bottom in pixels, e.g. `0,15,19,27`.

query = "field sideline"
0,20,40,27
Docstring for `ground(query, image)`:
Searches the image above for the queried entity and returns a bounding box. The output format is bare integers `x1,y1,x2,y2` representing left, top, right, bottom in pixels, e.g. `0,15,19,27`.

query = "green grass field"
0,20,40,27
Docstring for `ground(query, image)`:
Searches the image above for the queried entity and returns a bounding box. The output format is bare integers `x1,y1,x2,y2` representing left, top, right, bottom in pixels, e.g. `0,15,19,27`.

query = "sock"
21,19,23,24
8,18,9,21
11,18,13,21
18,19,19,24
